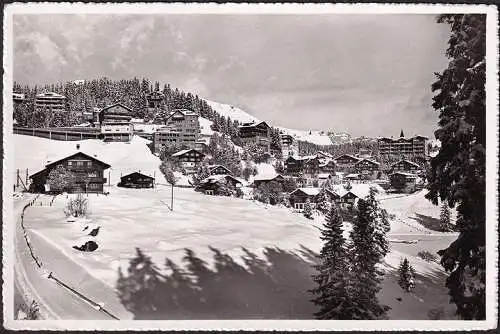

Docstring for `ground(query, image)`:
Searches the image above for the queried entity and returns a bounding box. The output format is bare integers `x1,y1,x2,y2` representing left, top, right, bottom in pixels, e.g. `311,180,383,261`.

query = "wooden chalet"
253,174,286,188
284,155,319,176
171,149,206,171
29,150,110,193
354,159,380,176
238,121,271,151
208,165,232,175
195,174,243,195
98,103,133,142
390,159,421,174
389,171,417,193
118,172,154,189
318,159,336,174
288,187,343,211
289,188,321,210
333,154,361,173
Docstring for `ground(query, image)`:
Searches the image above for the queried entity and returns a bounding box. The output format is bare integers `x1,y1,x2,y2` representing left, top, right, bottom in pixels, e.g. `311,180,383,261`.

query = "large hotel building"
35,92,67,113
378,131,428,158
153,109,200,152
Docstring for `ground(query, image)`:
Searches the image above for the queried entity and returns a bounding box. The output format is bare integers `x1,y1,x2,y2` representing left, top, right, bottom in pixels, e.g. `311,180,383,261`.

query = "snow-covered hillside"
14,135,166,185
205,100,258,124
206,99,334,146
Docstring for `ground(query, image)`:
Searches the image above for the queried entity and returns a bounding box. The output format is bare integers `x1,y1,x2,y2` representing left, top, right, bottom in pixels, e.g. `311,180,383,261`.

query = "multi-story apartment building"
35,92,67,113
98,103,133,142
238,121,271,151
13,93,26,105
280,133,299,157
378,131,428,158
153,109,200,153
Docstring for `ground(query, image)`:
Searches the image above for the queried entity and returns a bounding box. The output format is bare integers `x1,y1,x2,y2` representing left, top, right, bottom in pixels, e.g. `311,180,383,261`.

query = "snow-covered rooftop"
172,149,197,157
291,187,322,196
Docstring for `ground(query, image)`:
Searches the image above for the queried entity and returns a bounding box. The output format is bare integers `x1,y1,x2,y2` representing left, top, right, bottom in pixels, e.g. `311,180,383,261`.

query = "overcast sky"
13,14,450,137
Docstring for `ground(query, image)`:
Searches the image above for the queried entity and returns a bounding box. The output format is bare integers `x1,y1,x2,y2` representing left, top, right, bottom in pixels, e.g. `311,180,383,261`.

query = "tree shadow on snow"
116,246,320,320
409,213,443,232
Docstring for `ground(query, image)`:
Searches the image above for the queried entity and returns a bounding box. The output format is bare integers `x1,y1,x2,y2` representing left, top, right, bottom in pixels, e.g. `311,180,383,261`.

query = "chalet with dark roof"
118,172,154,189
238,121,271,151
354,159,380,177
333,154,361,173
208,165,232,175
171,149,206,171
253,174,286,188
195,174,243,196
29,151,110,193
389,172,418,193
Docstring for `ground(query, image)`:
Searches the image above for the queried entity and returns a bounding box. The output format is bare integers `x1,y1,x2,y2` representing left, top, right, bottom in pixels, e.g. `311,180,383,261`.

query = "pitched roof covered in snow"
391,159,421,168
355,158,380,166
171,149,205,158
200,174,244,185
333,154,361,162
253,173,285,182
289,187,322,196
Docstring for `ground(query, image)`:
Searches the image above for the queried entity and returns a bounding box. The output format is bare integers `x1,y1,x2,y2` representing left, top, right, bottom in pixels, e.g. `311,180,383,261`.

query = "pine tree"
46,165,76,193
425,14,486,320
348,197,389,319
311,204,352,319
440,201,453,232
398,258,416,292
303,199,313,220
315,190,330,214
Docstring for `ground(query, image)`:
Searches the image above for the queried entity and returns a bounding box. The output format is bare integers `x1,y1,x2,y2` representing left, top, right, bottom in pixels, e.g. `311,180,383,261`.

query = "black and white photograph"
2,3,498,331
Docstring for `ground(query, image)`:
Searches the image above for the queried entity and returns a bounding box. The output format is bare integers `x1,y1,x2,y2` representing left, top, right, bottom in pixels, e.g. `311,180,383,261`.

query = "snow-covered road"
13,195,132,321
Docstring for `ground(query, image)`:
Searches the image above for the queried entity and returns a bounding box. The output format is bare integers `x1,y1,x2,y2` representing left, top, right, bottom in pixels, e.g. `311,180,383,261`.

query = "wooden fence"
13,127,101,141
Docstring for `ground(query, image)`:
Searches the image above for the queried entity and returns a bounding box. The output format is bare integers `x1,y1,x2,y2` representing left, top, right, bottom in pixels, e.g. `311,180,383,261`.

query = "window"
88,183,100,190
87,161,92,167
294,203,305,210
206,190,214,195
88,171,97,177
68,161,73,166
77,161,84,166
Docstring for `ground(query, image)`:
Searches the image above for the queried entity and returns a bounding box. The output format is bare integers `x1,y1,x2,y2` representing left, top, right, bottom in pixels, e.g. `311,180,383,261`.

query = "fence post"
16,169,19,187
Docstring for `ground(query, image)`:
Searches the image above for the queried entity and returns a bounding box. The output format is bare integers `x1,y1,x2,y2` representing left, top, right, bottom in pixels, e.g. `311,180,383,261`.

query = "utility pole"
171,183,174,211
108,171,111,187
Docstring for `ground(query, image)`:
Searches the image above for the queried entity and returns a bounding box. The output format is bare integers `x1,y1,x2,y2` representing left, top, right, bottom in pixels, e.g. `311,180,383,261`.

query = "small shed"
118,172,154,189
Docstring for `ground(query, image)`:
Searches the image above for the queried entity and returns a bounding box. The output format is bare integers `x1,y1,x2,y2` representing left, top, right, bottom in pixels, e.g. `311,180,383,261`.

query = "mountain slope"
206,100,335,146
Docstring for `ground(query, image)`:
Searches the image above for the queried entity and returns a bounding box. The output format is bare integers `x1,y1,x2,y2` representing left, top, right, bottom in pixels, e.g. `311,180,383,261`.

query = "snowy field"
14,134,458,319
